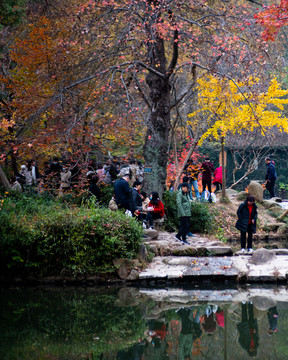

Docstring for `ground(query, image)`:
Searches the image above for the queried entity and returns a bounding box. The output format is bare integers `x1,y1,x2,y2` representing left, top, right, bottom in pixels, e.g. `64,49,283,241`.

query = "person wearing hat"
174,182,191,245
114,169,132,211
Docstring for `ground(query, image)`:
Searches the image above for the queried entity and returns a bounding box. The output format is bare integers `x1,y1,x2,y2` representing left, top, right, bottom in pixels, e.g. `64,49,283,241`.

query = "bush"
162,190,215,234
0,192,143,276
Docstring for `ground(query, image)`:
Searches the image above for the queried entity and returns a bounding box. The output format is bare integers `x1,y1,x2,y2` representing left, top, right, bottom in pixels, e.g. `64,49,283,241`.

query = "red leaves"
255,0,288,41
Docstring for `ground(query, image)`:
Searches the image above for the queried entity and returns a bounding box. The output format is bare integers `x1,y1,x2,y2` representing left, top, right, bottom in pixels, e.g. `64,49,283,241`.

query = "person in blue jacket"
265,157,277,198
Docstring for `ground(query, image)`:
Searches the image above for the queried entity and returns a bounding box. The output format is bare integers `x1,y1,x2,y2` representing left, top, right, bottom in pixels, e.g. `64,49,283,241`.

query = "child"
236,194,257,253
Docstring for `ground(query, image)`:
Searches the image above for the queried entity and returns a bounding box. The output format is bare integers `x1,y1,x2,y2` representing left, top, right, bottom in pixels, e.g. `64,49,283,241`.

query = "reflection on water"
1,285,288,359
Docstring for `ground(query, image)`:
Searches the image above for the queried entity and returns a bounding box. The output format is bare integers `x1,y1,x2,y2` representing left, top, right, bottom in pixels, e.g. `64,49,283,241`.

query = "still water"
1,285,288,360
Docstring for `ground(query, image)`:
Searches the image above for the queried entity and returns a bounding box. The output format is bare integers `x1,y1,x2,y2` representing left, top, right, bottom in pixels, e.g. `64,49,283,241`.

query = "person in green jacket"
174,182,191,244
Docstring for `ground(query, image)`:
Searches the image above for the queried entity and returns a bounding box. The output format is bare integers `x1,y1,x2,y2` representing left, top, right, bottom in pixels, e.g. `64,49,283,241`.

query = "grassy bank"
0,191,142,278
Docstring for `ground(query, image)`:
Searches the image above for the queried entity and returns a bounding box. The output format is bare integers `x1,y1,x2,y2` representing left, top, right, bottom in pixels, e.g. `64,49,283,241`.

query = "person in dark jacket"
236,195,257,253
267,306,278,335
131,180,143,219
265,157,277,198
87,174,101,201
201,157,214,194
114,169,131,211
237,302,259,357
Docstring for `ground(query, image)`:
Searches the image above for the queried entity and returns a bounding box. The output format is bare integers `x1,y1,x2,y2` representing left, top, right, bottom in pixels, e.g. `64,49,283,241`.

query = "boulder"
248,181,263,202
138,244,148,261
236,191,248,201
172,246,197,256
270,197,282,203
127,269,140,281
262,200,282,209
144,228,159,239
206,246,233,256
263,222,284,232
112,258,131,279
250,296,277,311
249,248,276,265
225,189,239,198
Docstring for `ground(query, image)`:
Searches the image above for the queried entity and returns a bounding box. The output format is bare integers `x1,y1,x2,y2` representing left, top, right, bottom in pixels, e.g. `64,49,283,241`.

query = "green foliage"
0,192,143,276
190,202,215,233
162,191,215,233
98,182,114,207
162,191,178,232
0,0,27,28
0,288,146,359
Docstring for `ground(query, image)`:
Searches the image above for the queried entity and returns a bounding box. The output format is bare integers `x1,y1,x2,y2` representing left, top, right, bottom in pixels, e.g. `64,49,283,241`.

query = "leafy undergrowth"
0,191,143,277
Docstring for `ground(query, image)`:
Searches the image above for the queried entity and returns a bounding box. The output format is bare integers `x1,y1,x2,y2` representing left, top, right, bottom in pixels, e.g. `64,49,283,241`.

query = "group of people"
10,157,81,195
111,167,165,230
182,157,222,201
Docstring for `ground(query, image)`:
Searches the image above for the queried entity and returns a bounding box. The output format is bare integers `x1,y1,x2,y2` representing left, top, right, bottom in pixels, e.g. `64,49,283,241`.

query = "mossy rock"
236,191,247,201
172,246,197,256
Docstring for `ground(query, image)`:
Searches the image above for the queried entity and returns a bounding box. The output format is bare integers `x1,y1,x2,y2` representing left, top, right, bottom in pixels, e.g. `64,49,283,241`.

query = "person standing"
114,168,131,211
265,157,277,198
213,165,223,192
237,302,259,357
236,195,257,253
174,182,191,245
201,157,214,195
184,159,201,200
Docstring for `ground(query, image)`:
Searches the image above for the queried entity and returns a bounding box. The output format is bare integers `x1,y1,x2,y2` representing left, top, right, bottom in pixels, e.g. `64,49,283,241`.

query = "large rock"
225,189,239,198
112,258,131,279
144,228,159,239
236,191,248,201
138,244,148,261
206,246,233,256
250,296,277,311
249,248,276,265
172,246,197,256
262,200,282,209
248,181,263,202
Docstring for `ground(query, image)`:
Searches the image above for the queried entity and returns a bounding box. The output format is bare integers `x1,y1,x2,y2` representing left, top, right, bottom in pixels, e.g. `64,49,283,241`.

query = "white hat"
118,167,130,177
21,165,26,169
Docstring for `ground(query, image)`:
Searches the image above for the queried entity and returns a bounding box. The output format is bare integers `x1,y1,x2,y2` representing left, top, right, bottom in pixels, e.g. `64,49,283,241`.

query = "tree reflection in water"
0,286,287,360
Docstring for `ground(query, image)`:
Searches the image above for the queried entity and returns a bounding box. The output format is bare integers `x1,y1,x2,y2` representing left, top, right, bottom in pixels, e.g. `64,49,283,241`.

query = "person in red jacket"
213,166,223,192
144,191,165,229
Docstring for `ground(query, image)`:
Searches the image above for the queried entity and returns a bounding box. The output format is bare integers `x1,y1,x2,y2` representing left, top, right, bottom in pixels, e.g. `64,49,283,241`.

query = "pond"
1,284,288,360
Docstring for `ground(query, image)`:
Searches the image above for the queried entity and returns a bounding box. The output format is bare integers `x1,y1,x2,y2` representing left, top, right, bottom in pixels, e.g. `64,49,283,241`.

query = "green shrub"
162,190,215,234
0,192,143,276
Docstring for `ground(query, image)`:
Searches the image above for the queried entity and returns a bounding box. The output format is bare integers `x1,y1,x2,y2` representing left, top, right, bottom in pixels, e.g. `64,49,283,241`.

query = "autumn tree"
1,0,277,195
188,74,288,194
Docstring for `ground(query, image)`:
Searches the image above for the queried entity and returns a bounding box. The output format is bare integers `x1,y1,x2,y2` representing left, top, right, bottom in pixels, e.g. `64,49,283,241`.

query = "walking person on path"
236,195,257,253
265,157,277,198
174,182,191,245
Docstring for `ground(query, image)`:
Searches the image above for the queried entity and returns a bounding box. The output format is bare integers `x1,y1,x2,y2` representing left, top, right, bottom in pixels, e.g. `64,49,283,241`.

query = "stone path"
140,229,288,284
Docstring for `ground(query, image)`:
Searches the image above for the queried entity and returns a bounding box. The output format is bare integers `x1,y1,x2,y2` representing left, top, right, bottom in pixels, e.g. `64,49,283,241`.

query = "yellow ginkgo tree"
187,74,288,197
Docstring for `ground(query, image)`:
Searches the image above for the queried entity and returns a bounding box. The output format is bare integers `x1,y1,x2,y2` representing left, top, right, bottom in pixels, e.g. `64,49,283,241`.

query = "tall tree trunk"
144,71,170,197
0,166,11,189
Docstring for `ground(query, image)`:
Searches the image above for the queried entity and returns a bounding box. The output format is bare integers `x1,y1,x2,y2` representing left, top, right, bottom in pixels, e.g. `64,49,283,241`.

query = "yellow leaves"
188,74,288,144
